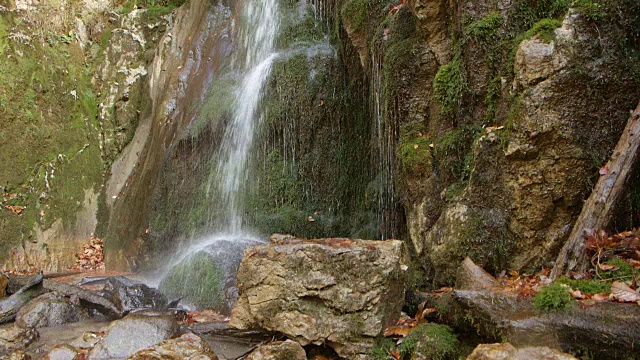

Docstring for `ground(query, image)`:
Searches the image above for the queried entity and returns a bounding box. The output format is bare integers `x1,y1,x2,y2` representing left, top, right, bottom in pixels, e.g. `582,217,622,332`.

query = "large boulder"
246,340,306,360
129,332,218,359
88,311,179,359
0,325,38,354
467,343,577,360
15,293,89,329
230,235,409,359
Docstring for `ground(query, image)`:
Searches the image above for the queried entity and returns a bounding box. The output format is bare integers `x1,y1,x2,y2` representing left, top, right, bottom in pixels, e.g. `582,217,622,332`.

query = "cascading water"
215,0,280,233
156,0,281,311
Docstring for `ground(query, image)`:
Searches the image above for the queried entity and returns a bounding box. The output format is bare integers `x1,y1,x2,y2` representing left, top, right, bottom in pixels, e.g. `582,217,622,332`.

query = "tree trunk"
551,102,640,279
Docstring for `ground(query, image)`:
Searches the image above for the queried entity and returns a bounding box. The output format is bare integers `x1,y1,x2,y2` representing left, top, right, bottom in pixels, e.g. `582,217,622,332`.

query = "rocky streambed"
0,235,638,359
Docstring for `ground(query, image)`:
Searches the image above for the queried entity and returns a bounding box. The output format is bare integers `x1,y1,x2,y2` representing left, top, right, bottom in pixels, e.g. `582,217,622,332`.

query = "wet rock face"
230,235,409,359
0,326,38,355
103,278,168,314
15,293,89,329
246,340,306,360
87,312,179,359
466,343,577,360
129,332,218,360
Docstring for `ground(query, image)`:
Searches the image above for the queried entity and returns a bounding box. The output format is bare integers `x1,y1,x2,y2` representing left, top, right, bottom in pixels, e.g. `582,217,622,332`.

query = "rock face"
15,293,89,329
467,343,577,360
129,332,218,360
0,326,38,354
88,312,179,359
246,340,306,360
230,236,409,359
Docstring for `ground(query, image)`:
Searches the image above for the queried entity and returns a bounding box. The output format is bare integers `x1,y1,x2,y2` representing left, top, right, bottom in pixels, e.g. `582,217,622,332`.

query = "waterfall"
215,0,280,234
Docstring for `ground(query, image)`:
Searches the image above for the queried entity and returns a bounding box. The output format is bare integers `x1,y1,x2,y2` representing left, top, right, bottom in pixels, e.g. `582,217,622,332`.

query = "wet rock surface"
246,340,306,360
231,235,409,359
46,344,81,360
15,293,89,329
129,332,218,359
103,277,168,314
0,325,38,355
467,343,577,360
87,312,179,359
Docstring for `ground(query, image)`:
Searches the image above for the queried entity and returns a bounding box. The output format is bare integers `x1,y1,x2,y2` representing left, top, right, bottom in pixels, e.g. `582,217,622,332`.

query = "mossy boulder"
159,238,260,313
400,323,460,360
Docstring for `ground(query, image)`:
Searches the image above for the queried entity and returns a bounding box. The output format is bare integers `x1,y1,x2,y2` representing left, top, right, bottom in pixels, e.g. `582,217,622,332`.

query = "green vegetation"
399,323,460,360
398,135,432,175
340,0,387,33
600,258,636,281
534,282,574,311
556,277,611,294
370,338,397,360
433,58,465,118
572,0,604,21
465,12,504,40
277,8,324,49
159,251,223,309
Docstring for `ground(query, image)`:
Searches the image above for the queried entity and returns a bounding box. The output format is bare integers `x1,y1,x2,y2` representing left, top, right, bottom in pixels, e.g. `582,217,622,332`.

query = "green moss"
572,0,604,21
435,126,482,182
433,58,465,118
399,323,459,360
600,258,636,281
465,12,504,40
534,282,574,311
277,8,324,49
159,251,223,309
556,277,611,294
370,338,397,360
398,135,432,175
340,0,387,34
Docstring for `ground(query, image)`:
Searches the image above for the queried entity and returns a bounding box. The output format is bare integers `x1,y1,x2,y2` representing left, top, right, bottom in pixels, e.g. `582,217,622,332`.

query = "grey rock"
88,311,179,359
103,278,168,314
46,344,80,360
15,293,89,329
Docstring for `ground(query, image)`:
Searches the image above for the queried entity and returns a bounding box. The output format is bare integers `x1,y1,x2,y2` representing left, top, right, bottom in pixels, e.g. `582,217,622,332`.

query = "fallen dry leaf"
570,290,585,299
611,281,640,303
598,263,620,271
383,325,411,337
593,293,610,302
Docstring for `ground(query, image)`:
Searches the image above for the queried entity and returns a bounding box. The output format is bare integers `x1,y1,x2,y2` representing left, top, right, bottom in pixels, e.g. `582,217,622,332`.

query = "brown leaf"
570,289,585,299
598,263,620,271
383,325,411,337
611,281,640,302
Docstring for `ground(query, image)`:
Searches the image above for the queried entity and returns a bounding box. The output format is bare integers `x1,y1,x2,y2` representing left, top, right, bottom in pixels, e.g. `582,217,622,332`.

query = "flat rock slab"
230,235,408,359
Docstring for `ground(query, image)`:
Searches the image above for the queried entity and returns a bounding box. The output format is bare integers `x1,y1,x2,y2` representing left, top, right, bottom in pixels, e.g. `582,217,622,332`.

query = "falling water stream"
216,0,280,233
156,0,282,310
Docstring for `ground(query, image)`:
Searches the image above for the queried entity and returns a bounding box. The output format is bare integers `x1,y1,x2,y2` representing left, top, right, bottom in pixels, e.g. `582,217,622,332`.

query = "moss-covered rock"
159,251,224,310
